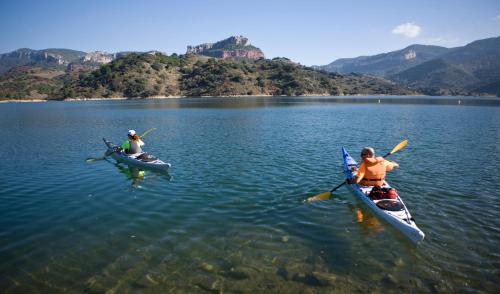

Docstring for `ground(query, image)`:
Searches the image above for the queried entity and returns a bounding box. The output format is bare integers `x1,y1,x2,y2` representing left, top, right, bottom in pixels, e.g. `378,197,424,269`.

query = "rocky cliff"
187,36,265,59
81,51,114,64
0,48,86,74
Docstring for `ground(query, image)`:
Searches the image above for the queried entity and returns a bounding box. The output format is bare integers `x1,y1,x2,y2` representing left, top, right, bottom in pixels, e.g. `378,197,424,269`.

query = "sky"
1,0,499,66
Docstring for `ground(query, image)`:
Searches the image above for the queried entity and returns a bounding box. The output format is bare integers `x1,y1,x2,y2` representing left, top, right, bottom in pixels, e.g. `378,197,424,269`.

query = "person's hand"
347,178,356,184
392,162,399,168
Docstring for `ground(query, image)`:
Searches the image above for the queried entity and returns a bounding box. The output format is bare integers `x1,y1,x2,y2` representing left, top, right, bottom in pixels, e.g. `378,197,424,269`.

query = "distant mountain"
318,45,450,76
186,36,265,59
0,48,151,73
0,48,86,74
389,58,479,95
318,36,500,96
391,37,500,95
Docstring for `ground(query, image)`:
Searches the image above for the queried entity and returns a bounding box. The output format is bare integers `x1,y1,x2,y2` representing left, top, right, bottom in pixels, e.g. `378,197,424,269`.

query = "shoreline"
0,93,497,103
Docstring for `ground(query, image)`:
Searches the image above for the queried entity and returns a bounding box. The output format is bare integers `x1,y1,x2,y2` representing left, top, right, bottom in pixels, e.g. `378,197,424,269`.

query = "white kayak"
103,138,171,172
342,147,425,243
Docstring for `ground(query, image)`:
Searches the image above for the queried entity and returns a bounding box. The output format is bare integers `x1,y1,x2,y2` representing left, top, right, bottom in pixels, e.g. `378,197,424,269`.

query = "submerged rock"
199,262,215,273
85,276,107,293
224,267,250,280
312,271,337,286
382,273,399,285
276,267,290,280
292,272,325,286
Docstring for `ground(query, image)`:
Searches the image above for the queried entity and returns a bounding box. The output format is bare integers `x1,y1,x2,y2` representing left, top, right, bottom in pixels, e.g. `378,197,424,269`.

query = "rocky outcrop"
187,36,265,59
404,49,416,60
0,48,86,74
186,43,213,54
203,49,264,59
81,51,114,64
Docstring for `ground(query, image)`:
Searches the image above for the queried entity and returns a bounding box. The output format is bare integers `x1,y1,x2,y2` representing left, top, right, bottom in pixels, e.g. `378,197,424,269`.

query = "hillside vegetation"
1,53,416,100
0,66,66,100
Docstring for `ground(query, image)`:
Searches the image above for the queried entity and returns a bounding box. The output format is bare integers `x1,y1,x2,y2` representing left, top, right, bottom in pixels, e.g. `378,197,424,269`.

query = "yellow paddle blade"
140,128,156,139
307,191,332,202
389,139,408,155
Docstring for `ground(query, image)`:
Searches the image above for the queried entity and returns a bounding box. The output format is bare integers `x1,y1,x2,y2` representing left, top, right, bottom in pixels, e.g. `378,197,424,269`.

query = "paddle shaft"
139,128,156,139
330,181,347,192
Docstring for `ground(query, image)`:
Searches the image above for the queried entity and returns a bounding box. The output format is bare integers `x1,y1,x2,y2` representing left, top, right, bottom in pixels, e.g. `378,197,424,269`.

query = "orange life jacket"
358,157,387,186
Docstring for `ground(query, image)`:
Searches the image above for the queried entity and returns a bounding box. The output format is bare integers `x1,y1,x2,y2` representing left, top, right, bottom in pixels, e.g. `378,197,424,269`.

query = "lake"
1,96,499,293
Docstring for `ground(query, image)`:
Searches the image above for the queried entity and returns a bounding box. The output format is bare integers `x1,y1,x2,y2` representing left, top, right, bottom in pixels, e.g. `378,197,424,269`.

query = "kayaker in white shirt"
121,130,145,154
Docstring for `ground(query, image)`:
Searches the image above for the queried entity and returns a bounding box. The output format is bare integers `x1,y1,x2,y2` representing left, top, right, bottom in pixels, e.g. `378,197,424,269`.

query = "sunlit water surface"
0,96,499,293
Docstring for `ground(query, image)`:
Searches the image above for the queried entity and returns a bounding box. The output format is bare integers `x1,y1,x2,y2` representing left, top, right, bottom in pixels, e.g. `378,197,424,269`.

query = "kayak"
342,147,425,243
103,138,171,172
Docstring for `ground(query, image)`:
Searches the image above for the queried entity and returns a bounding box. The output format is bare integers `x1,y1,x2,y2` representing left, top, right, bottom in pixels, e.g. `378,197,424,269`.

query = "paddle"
85,128,157,162
139,128,156,139
307,139,408,202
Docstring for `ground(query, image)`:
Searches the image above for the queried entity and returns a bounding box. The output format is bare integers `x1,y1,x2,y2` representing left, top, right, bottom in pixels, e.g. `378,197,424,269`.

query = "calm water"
1,96,499,293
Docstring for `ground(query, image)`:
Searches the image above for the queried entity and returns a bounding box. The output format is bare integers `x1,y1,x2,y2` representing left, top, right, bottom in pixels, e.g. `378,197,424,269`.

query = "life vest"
359,157,386,186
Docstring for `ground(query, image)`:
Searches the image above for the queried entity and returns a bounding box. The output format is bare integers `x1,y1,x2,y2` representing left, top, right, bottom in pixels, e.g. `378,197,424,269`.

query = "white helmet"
128,130,136,136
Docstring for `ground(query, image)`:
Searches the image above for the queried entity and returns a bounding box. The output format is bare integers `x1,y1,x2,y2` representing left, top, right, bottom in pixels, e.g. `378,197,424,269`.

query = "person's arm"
348,162,365,184
384,160,399,171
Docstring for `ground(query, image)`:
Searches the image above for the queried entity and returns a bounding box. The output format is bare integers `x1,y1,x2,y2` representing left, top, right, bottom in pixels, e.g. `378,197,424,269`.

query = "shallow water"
0,96,499,293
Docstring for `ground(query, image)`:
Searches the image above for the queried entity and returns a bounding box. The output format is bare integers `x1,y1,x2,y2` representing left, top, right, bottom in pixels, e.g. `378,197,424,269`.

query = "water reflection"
64,96,500,112
110,160,171,188
347,203,385,234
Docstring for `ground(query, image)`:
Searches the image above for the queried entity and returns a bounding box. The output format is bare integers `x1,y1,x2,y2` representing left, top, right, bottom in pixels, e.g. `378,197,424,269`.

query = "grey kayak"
103,138,171,171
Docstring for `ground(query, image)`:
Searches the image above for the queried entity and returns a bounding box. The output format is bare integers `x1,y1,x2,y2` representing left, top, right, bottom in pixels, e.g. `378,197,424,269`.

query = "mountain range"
0,36,418,100
317,36,500,96
1,35,499,100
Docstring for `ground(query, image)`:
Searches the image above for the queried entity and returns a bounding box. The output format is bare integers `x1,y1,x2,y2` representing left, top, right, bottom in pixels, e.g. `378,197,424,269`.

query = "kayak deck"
342,147,425,243
103,138,171,171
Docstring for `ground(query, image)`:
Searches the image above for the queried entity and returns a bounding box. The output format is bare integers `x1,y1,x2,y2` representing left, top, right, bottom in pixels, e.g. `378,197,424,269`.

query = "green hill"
0,66,66,100
0,52,417,100
60,53,416,99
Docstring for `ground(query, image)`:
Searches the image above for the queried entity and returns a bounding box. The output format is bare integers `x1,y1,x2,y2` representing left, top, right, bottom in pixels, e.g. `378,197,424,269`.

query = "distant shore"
0,93,498,103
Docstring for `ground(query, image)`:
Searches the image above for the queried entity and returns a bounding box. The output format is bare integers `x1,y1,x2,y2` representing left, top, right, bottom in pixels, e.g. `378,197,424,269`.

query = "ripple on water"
1,100,499,293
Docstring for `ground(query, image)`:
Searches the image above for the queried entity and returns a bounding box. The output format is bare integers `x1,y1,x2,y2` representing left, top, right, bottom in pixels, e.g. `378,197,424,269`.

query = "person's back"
129,139,143,154
121,130,145,154
352,147,398,186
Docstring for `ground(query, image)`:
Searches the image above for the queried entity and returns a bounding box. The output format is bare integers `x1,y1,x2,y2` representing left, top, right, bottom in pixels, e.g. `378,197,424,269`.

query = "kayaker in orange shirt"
348,147,399,186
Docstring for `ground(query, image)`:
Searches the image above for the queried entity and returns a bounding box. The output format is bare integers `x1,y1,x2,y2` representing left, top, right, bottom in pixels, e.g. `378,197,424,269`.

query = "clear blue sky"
1,0,499,65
